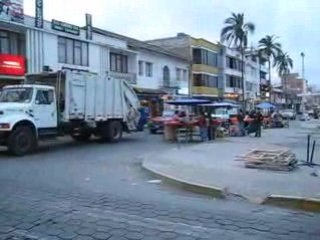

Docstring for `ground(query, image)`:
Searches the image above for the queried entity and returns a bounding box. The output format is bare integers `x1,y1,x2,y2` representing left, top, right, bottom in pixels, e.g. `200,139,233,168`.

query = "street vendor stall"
163,98,211,142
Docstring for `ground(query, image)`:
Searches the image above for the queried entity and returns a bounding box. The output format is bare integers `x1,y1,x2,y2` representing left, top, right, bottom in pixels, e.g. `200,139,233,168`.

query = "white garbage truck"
0,70,141,156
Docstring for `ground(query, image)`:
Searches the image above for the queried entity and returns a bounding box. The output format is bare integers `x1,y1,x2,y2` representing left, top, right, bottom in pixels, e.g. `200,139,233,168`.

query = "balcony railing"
110,71,137,84
159,79,180,89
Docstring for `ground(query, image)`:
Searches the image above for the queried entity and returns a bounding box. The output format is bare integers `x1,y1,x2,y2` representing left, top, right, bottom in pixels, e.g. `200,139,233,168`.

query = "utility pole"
300,52,306,112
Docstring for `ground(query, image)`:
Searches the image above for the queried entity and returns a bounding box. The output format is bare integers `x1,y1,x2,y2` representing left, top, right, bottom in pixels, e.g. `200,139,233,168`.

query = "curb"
142,161,225,198
142,160,320,212
263,195,320,212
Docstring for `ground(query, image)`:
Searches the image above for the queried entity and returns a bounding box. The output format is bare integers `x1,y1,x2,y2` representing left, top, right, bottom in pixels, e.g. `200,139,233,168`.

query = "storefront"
0,54,26,87
134,87,168,117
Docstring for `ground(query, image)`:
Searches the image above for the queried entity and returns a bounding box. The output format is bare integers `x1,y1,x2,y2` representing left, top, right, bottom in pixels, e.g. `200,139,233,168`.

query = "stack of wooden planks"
236,149,298,171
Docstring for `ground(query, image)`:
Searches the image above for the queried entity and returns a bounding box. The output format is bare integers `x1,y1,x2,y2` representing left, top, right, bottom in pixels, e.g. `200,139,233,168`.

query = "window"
138,61,143,76
226,57,243,71
163,66,170,86
193,48,218,67
246,81,253,91
110,53,128,73
226,75,242,88
193,74,219,88
58,37,89,66
176,68,181,81
145,62,153,77
183,69,187,81
36,90,54,105
0,31,9,54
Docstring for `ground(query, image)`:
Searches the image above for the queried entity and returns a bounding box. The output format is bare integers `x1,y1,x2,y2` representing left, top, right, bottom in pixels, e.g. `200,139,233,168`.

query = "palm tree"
275,51,293,105
221,13,255,108
258,35,282,101
275,51,293,77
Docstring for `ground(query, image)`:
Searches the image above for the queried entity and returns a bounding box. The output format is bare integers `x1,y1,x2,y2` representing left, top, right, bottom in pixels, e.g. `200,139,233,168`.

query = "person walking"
237,109,245,136
255,110,264,137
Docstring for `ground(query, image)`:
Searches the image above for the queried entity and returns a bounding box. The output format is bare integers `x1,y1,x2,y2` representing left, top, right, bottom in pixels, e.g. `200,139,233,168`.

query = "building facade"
0,13,189,108
147,33,224,100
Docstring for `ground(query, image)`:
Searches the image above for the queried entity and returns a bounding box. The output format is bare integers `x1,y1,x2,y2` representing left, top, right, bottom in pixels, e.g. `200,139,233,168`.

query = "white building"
222,47,243,102
244,51,260,109
0,14,189,101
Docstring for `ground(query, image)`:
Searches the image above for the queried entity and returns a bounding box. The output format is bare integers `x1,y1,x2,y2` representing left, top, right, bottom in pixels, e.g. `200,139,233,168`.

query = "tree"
221,13,255,108
274,51,293,106
275,51,293,77
258,35,282,101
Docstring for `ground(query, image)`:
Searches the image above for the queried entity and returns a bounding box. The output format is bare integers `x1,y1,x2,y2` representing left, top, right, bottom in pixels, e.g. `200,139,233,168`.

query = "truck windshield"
0,88,33,103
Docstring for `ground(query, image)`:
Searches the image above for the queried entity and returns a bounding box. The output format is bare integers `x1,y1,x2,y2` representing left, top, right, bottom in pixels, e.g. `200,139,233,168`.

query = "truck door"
33,89,57,130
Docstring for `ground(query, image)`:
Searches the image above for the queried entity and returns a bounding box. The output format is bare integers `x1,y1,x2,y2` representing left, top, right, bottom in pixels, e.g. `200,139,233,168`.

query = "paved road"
0,132,319,240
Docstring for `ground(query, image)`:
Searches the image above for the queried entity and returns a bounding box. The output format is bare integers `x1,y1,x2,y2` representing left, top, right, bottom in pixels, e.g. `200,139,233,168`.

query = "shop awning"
133,87,167,95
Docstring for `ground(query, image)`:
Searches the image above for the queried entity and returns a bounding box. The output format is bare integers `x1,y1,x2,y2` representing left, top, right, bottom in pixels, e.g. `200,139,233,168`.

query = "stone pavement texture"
1,183,320,240
1,130,320,240
143,121,320,202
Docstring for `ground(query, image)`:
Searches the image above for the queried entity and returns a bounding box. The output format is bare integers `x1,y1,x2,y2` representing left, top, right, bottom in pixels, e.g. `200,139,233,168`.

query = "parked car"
280,109,296,120
299,112,311,121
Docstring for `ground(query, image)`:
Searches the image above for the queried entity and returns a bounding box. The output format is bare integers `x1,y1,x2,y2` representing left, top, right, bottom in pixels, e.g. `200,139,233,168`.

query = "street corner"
142,159,225,199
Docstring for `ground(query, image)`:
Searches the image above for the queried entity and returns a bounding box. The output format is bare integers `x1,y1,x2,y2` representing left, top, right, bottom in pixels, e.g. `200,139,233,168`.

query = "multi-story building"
147,33,224,100
0,11,189,116
281,73,306,111
220,47,243,102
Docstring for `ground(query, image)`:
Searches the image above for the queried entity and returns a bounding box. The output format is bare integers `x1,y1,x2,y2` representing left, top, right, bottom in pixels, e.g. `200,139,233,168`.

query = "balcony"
159,79,180,89
192,86,219,96
192,64,219,74
110,71,137,84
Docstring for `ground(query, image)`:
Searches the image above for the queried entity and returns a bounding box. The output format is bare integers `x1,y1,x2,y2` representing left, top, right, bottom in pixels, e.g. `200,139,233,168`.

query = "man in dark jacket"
255,110,264,137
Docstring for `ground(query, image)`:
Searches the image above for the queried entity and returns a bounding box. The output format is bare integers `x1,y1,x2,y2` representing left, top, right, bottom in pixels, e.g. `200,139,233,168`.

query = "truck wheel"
105,121,122,142
71,130,91,142
8,126,36,156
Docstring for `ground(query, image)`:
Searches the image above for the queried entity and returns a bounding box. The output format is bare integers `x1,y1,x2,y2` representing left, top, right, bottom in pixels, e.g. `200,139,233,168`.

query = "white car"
299,113,310,121
280,109,296,120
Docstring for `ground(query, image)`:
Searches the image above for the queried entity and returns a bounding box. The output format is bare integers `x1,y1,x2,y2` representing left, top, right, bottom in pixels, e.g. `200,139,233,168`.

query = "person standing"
198,112,208,142
237,109,245,136
255,110,264,137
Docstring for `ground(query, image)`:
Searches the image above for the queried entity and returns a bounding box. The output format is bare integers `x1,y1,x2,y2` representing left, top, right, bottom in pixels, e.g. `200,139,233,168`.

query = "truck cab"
0,84,58,155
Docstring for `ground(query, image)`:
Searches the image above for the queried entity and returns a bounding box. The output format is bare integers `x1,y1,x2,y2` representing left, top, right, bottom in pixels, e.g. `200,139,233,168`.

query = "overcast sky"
24,0,319,85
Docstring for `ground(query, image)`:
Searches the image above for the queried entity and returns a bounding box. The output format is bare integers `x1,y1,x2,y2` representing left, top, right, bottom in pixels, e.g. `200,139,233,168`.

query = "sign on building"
85,13,92,40
0,0,24,23
51,19,80,35
35,0,43,28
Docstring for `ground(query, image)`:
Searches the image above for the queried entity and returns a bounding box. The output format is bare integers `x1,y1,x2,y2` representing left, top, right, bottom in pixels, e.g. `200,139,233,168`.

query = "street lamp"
300,52,307,112
300,52,305,79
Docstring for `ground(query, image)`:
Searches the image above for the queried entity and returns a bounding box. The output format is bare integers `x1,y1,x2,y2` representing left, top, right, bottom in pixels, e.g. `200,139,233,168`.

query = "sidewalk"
142,121,320,206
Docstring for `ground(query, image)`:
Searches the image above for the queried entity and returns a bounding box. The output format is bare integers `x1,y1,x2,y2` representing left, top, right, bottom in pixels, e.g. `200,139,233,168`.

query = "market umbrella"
256,102,276,109
200,102,239,108
166,98,212,106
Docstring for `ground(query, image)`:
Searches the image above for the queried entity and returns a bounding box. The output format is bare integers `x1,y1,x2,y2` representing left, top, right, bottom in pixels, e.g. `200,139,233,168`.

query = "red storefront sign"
0,54,26,76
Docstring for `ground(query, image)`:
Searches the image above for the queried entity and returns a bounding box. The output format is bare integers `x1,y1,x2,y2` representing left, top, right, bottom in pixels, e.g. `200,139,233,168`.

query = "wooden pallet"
237,149,298,171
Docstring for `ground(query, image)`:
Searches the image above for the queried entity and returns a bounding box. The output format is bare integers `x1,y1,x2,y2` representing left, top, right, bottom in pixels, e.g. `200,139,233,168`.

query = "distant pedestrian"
198,112,208,142
237,109,245,136
255,110,264,137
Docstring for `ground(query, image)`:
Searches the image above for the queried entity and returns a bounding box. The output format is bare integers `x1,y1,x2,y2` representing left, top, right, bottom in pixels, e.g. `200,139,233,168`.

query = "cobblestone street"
0,133,319,240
